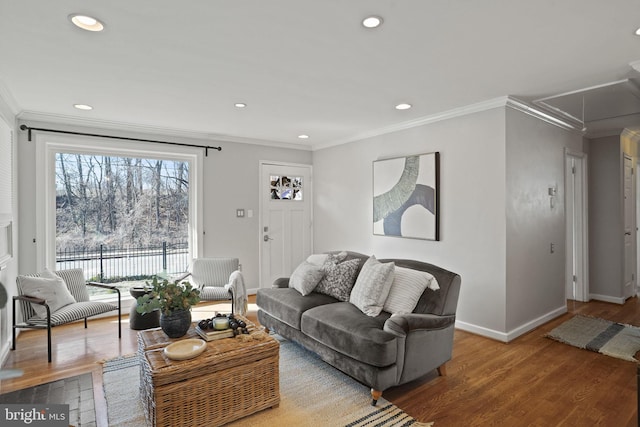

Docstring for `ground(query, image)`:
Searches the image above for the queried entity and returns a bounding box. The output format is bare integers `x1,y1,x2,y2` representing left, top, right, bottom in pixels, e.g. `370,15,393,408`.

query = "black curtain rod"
19,124,222,156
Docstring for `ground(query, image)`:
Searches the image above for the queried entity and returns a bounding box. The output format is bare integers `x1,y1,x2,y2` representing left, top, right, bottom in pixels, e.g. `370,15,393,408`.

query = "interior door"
259,163,312,288
565,153,588,301
623,154,635,299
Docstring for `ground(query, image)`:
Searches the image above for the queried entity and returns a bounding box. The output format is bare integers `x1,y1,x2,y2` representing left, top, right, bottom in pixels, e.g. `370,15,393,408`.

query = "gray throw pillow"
289,261,325,296
315,258,361,301
18,272,76,319
350,256,395,316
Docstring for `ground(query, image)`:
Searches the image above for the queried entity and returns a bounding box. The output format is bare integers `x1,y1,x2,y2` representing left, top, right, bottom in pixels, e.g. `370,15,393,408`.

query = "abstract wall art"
373,152,439,240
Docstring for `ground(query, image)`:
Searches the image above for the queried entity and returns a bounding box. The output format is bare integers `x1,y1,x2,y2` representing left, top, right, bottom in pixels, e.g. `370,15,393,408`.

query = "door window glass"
270,175,302,200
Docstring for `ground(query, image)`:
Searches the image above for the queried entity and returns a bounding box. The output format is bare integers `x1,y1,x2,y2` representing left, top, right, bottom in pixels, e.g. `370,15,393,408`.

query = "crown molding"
312,97,511,151
312,96,580,151
13,96,579,153
505,97,582,132
16,110,312,151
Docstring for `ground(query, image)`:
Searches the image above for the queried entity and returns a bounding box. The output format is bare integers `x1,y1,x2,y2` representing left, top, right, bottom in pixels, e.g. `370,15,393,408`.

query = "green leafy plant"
136,277,200,316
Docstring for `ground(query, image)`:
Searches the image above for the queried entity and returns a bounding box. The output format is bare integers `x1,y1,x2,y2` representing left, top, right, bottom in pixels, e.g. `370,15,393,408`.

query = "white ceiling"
1,1,640,149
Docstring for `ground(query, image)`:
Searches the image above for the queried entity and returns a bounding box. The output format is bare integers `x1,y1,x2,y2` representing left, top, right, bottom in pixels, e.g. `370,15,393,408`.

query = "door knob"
263,235,273,242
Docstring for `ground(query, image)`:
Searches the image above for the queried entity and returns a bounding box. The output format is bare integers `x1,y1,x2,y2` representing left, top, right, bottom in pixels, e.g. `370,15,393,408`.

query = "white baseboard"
589,293,625,304
455,305,567,343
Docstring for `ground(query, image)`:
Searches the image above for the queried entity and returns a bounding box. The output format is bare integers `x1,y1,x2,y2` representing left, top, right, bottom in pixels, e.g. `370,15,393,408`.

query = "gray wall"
313,105,584,340
16,119,312,290
202,139,313,288
588,135,623,299
504,108,583,333
313,107,510,336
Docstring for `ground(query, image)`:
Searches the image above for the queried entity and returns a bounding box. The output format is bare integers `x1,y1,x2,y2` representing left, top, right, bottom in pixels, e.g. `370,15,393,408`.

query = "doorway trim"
564,149,589,302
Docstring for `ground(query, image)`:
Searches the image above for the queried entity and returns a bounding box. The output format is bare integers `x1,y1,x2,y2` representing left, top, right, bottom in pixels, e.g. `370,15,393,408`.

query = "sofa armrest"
384,313,455,337
272,277,290,288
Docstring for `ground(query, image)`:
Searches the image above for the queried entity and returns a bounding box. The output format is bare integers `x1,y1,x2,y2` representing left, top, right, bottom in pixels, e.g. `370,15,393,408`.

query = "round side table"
129,287,161,330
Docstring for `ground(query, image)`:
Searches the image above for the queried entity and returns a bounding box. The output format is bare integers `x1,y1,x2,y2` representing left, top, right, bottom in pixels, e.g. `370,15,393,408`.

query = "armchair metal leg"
46,306,52,363
116,288,121,338
11,297,16,351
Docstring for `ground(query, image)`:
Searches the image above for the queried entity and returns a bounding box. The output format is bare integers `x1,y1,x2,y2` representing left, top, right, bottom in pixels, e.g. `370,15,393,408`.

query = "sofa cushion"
289,261,325,296
256,287,338,330
349,256,395,316
314,258,360,302
301,302,397,367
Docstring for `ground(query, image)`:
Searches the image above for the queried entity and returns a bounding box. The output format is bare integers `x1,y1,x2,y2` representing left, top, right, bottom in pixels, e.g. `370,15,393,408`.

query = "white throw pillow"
349,256,395,317
289,261,325,296
383,267,438,315
19,273,77,318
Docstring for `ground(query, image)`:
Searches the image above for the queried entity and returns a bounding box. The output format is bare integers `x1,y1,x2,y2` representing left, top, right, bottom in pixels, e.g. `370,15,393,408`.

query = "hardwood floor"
2,297,639,426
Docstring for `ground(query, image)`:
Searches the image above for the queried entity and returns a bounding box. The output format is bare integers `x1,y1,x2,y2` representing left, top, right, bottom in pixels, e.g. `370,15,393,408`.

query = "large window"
36,135,203,298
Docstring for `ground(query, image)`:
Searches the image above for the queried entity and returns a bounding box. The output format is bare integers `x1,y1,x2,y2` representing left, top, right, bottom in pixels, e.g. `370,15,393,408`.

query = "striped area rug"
103,338,433,426
546,315,640,362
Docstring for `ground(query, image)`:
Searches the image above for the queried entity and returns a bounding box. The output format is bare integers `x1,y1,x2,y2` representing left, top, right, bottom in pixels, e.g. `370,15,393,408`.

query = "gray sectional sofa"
256,251,461,405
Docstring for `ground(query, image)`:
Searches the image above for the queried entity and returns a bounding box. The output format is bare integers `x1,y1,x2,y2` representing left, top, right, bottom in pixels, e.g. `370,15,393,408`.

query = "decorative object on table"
163,338,207,361
136,276,200,338
129,287,160,330
195,313,251,341
373,151,440,240
546,314,640,362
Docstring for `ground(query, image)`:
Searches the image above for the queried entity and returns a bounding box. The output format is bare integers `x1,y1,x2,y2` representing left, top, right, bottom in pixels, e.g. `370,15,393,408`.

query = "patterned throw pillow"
289,261,325,296
350,256,395,317
383,267,437,315
314,258,361,301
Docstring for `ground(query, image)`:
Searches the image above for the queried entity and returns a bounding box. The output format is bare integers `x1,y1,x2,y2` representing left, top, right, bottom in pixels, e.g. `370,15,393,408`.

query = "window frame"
35,132,204,273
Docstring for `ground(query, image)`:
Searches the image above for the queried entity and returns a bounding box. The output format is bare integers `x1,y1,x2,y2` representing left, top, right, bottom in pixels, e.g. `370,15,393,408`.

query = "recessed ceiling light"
234,103,247,108
635,27,640,36
69,14,104,32
73,104,93,110
395,103,412,110
362,16,383,28
298,134,310,139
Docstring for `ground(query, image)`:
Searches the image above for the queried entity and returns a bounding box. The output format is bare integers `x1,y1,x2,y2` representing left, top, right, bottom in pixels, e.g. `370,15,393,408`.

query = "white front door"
259,162,312,288
623,154,635,299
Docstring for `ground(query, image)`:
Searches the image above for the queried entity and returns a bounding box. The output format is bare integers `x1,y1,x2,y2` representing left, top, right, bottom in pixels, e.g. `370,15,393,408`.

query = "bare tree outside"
55,152,190,286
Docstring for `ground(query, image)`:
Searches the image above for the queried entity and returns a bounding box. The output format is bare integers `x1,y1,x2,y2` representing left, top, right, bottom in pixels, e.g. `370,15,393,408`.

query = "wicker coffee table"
137,317,280,427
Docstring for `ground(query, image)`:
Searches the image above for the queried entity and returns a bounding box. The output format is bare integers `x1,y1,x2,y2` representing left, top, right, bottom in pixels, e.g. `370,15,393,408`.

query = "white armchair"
183,258,247,315
13,268,121,362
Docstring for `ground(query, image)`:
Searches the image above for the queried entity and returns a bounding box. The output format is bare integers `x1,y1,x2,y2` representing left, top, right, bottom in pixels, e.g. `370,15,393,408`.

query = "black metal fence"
55,241,189,283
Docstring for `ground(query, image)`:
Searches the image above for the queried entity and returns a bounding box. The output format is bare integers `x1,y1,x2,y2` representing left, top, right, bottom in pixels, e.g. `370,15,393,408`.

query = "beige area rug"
103,338,433,426
545,314,640,362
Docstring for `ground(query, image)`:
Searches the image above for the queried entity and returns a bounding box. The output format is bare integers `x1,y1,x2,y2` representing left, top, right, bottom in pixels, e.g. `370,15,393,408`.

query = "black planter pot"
160,310,192,338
